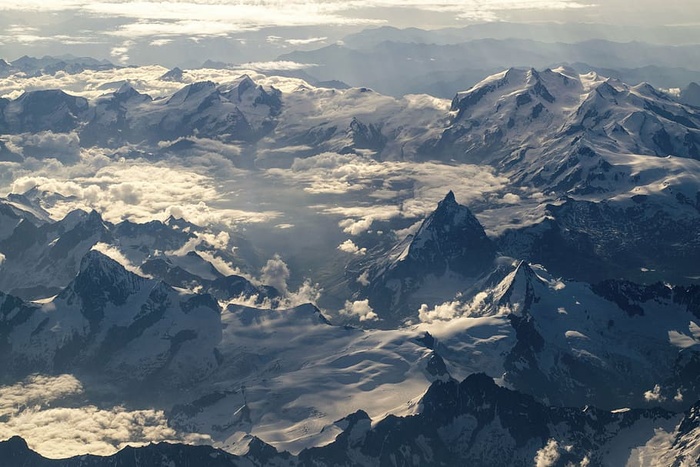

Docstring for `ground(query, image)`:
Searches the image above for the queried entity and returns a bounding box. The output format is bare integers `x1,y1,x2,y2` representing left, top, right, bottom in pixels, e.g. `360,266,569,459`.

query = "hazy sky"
0,0,698,65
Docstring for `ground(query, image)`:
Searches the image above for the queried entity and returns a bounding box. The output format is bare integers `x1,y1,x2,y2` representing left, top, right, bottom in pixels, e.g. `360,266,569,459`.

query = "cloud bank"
0,375,211,458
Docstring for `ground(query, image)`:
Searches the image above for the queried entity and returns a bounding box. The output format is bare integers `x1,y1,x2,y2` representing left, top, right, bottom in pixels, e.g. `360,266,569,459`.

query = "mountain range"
1,59,700,464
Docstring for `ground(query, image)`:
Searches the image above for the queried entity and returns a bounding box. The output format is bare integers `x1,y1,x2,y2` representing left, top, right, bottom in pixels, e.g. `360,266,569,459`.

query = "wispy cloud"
0,0,595,48
236,60,316,71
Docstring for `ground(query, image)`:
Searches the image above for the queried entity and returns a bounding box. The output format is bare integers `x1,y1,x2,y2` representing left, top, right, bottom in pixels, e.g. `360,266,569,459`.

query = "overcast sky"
0,0,698,65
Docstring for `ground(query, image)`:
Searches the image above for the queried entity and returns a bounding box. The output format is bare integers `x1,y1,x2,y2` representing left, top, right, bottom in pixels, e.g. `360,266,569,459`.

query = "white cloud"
418,301,465,323
260,254,290,294
341,299,378,321
286,37,327,45
339,216,376,236
337,239,366,255
357,270,370,286
534,439,562,467
236,61,316,71
5,159,279,227
501,193,522,204
149,38,173,46
0,405,210,459
0,374,211,458
644,384,666,402
270,153,507,234
11,131,81,164
0,252,5,266
0,374,83,418
285,278,323,307
91,242,150,277
110,40,135,64
674,389,683,402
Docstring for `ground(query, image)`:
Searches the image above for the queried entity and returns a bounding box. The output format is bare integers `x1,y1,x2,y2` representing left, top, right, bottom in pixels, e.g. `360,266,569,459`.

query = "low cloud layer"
3,155,279,227
0,375,211,458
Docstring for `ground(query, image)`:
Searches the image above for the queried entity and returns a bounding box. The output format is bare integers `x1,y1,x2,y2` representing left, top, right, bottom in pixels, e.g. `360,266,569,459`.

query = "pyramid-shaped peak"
399,192,496,278
115,81,137,95
428,191,481,229
513,260,539,281
69,250,148,313
79,249,121,273
496,261,546,315
441,190,456,205
237,74,255,86
159,66,184,82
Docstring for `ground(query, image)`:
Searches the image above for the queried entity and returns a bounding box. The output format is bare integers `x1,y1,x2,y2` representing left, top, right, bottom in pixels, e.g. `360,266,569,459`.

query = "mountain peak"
440,190,456,206
496,261,545,315
407,194,496,277
65,250,147,322
159,67,184,82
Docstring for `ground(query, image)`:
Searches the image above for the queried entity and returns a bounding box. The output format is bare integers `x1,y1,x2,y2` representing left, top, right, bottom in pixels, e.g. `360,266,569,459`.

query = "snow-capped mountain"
1,89,89,134
4,373,700,466
167,302,446,454
426,260,700,410
355,191,498,323
2,62,700,463
434,67,700,190
1,75,282,148
0,208,111,299
0,193,270,302
0,56,115,78
425,67,700,283
0,250,222,385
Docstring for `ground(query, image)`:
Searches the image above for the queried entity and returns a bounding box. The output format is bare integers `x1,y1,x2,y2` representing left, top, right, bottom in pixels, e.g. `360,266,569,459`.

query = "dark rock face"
403,191,496,278
0,209,112,300
65,250,147,324
1,89,89,133
361,191,497,322
680,82,700,108
497,197,700,284
0,249,222,384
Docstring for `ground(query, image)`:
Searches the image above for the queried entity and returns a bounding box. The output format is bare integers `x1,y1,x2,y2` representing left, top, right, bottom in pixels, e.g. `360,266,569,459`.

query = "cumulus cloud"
338,217,376,236
674,389,683,402
337,239,366,255
418,301,465,323
644,384,666,403
356,270,370,286
534,439,562,467
286,278,323,307
500,193,522,204
0,252,5,266
260,254,290,294
341,299,378,322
